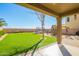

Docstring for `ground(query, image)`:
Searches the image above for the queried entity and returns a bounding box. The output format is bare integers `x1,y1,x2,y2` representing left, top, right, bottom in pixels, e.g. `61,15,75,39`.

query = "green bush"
0,30,5,36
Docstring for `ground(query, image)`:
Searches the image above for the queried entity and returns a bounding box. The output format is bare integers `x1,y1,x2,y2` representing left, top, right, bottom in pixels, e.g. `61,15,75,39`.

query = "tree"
0,18,7,27
35,12,45,40
0,18,7,36
30,12,45,56
24,12,46,56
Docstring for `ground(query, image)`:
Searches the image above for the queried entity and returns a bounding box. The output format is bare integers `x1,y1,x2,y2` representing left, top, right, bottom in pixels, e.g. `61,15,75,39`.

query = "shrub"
0,30,5,36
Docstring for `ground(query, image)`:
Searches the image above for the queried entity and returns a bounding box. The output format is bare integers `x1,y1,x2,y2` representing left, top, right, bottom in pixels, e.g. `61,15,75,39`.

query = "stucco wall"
62,29,79,35
65,14,79,35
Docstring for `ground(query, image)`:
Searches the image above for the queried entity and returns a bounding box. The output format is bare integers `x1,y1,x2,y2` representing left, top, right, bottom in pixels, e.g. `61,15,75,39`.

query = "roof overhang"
16,3,79,17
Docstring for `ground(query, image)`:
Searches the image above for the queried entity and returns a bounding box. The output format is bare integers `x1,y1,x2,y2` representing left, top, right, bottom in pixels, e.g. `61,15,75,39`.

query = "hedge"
0,30,5,36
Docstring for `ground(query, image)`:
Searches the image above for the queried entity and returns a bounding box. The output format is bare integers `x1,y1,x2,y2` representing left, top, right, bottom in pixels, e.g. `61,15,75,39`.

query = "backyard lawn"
0,32,56,56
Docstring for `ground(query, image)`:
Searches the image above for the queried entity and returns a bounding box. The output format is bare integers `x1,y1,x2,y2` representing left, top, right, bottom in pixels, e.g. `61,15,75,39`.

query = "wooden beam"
60,7,79,17
16,3,79,18
16,3,59,17
29,3,59,16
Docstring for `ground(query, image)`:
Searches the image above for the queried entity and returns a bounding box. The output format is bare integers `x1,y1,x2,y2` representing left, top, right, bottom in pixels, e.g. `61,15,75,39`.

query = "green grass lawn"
0,32,56,56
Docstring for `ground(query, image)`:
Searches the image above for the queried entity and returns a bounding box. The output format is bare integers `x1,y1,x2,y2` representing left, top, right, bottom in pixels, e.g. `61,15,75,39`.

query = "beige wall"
62,29,78,35
65,13,79,29
65,13,79,35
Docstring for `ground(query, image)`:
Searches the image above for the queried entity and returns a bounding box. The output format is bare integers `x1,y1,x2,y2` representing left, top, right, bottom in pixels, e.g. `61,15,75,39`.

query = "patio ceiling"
17,3,79,17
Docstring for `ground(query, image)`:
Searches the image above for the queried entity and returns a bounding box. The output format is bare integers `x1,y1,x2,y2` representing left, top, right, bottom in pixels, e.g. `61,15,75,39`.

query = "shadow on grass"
10,38,43,56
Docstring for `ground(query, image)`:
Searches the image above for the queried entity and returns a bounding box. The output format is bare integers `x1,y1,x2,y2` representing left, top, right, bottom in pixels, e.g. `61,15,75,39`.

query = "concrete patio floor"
31,43,73,56
63,44,79,56
62,35,79,47
25,43,70,56
26,43,79,56
33,43,63,56
24,43,62,56
26,35,79,56
62,35,79,56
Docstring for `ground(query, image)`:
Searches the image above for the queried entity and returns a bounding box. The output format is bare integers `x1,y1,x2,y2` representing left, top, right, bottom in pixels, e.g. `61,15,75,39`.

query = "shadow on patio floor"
58,44,71,56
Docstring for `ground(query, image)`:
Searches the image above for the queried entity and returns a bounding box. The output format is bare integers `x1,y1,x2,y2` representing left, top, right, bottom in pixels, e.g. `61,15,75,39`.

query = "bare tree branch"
35,12,45,40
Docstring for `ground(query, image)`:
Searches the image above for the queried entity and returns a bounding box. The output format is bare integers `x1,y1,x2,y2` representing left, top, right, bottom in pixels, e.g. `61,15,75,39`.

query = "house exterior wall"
65,13,79,35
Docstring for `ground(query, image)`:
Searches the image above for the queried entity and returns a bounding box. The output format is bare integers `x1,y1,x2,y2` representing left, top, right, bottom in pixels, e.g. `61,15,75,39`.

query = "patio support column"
56,16,62,44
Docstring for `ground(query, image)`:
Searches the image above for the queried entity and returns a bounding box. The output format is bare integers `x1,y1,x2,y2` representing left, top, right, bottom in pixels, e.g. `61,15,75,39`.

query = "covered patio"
17,3,79,56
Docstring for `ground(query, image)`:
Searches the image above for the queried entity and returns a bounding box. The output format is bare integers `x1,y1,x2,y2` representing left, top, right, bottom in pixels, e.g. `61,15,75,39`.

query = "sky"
0,3,65,29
